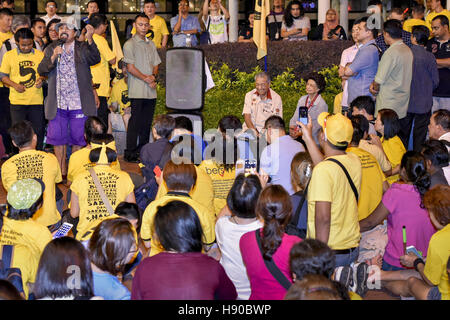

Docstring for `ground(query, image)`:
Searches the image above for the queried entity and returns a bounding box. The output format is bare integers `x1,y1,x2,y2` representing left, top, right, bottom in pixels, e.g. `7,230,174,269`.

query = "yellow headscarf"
91,141,117,165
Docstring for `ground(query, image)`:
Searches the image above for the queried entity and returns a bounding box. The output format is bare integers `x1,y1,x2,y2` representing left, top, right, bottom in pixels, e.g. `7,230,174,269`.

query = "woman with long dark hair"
360,151,436,271
215,174,263,300
34,237,99,300
240,185,302,300
281,0,310,41
370,108,406,184
132,201,237,300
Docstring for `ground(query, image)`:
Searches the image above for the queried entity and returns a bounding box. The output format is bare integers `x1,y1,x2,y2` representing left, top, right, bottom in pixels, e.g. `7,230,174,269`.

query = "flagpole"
264,55,267,72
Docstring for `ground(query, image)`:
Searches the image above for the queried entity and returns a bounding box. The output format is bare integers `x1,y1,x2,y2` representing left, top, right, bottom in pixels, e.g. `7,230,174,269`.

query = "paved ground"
0,155,398,300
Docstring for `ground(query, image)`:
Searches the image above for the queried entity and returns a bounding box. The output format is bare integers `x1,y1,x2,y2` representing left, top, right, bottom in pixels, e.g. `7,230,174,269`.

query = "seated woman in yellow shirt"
370,108,406,184
0,178,52,268
70,134,135,242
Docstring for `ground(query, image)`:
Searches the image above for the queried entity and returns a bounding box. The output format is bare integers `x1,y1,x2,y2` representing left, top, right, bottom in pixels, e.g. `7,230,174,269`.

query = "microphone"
57,39,66,64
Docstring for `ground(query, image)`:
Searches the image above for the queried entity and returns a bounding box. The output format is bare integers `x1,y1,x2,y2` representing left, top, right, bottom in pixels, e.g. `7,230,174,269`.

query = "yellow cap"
317,112,353,147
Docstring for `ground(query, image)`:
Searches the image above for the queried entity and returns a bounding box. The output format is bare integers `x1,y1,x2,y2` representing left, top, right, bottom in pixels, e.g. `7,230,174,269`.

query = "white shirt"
242,88,283,133
439,132,450,184
215,216,263,300
340,44,360,107
203,15,228,44
41,14,63,25
281,16,310,41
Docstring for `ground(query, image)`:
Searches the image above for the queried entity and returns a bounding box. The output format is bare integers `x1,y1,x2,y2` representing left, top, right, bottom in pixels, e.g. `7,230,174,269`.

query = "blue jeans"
381,259,405,271
335,247,359,268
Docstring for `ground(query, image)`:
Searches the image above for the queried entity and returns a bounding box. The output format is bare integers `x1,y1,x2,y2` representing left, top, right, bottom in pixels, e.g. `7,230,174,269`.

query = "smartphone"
153,165,162,178
244,159,257,176
298,106,308,125
53,222,73,239
406,245,423,258
341,106,350,116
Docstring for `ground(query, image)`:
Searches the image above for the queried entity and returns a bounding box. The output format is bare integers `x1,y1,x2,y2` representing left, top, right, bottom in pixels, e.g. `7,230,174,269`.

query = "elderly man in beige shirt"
242,72,283,137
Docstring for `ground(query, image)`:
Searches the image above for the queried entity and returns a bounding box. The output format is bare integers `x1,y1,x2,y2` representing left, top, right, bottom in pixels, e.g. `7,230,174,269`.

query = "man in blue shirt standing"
171,0,201,47
399,25,439,152
344,17,380,107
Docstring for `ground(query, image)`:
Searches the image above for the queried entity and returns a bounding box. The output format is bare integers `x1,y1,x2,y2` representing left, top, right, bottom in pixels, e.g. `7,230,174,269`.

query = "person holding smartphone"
289,72,328,145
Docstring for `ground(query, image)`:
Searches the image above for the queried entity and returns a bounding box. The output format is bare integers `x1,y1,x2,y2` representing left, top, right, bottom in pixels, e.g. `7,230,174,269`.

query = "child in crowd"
107,60,131,155
360,151,436,271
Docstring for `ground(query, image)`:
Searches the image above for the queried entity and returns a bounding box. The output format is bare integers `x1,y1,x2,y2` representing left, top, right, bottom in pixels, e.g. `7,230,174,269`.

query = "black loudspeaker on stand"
165,47,206,133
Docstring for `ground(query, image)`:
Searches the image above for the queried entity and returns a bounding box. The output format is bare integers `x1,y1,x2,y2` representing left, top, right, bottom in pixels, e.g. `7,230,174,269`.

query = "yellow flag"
110,20,123,72
253,0,270,60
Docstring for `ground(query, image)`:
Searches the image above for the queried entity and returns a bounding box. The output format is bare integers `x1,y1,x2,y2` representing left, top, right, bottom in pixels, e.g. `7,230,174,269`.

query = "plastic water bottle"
186,33,192,47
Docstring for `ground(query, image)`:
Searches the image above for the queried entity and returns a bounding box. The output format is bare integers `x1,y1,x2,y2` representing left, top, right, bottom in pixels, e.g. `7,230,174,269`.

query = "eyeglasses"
47,5,56,8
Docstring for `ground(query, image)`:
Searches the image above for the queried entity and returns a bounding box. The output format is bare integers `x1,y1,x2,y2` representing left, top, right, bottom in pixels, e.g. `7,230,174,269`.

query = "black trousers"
97,96,110,129
399,111,431,152
10,105,46,150
126,98,156,156
0,87,13,154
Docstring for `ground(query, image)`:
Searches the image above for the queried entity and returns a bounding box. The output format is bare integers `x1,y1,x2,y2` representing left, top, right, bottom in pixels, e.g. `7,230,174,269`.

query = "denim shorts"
427,286,441,300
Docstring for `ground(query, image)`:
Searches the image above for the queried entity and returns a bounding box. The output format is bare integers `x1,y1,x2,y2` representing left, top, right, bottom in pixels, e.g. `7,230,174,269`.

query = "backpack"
284,187,308,239
0,245,24,295
370,43,382,61
134,142,173,211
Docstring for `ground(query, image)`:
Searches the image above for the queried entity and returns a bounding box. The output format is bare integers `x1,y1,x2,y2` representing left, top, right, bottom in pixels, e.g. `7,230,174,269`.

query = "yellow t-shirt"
155,162,215,211
90,33,115,98
381,135,406,185
426,10,450,29
1,150,62,226
67,146,121,183
423,224,450,300
333,92,343,115
347,147,386,221
198,160,236,215
131,15,169,48
358,139,392,173
0,216,52,260
307,153,362,250
0,48,44,105
108,78,130,114
0,244,39,299
141,193,216,257
403,18,431,33
0,31,13,47
0,31,12,89
70,165,135,241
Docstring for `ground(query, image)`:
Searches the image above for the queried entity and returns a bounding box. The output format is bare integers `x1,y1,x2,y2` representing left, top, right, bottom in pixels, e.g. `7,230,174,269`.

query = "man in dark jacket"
38,21,100,180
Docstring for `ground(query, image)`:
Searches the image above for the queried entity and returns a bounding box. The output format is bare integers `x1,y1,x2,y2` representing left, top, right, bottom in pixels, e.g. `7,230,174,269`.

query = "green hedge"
154,64,341,131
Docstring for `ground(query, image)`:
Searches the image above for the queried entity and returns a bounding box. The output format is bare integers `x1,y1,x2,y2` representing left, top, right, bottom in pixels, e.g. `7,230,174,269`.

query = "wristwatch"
414,258,425,271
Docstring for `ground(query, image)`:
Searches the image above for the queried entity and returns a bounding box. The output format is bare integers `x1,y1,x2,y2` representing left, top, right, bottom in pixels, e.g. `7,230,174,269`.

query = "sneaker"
352,262,369,297
334,265,353,289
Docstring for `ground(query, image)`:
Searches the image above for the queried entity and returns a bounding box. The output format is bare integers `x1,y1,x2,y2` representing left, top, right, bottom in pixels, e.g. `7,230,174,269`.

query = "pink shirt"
382,183,436,268
240,229,301,300
340,44,360,107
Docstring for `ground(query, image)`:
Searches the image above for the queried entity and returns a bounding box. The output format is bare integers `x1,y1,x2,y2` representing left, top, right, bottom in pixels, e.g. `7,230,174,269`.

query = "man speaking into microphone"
38,21,100,181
